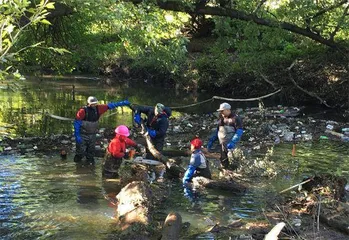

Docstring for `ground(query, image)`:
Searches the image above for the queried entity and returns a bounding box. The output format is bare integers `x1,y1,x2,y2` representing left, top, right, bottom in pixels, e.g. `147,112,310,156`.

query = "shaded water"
0,76,215,137
1,77,349,239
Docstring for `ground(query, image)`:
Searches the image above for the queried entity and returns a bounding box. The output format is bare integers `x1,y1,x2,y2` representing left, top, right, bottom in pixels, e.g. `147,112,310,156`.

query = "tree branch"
254,71,278,89
310,0,348,20
253,0,267,14
125,0,346,50
287,60,333,108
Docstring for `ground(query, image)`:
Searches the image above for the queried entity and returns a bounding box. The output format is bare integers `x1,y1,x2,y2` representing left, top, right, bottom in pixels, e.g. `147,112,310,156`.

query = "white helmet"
87,96,98,105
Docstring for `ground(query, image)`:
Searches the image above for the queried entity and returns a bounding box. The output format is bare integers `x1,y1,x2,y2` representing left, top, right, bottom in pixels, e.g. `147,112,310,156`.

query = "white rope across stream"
45,88,282,120
45,111,119,121
169,88,282,109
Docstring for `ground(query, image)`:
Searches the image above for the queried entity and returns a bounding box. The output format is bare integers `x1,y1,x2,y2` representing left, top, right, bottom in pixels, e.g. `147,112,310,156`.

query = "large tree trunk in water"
140,122,185,178
161,212,182,240
192,176,246,192
115,181,152,235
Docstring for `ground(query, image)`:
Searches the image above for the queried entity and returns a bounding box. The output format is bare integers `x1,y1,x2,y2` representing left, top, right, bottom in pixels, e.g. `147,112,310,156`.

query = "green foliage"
6,0,349,89
15,1,189,76
0,0,65,79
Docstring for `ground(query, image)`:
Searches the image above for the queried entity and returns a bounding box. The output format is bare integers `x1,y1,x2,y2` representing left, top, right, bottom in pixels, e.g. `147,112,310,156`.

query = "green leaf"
46,2,55,9
40,19,51,25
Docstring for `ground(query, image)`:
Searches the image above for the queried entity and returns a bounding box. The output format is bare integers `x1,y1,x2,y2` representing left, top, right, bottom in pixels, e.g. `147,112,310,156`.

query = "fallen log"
115,181,153,236
161,212,182,240
139,122,185,178
192,177,246,192
319,202,349,235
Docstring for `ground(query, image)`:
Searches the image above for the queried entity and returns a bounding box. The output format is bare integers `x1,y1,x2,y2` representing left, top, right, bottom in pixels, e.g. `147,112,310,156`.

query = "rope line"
46,88,282,120
45,111,119,121
169,88,282,109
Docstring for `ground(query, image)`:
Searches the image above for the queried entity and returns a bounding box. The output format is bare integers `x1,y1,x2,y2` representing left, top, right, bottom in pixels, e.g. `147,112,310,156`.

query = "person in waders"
73,96,130,165
133,103,171,181
182,137,211,201
183,137,211,185
133,103,171,157
103,125,139,178
206,102,244,170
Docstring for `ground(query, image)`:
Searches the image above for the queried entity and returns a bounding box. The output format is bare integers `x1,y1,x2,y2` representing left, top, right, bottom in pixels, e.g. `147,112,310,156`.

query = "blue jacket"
135,105,171,143
183,149,208,184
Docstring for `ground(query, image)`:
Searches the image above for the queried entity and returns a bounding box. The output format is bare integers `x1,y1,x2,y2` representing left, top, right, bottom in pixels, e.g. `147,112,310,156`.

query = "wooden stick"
279,178,313,194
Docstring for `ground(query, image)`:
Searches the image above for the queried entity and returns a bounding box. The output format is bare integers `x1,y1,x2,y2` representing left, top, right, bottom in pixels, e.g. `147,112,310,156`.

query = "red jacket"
76,104,109,120
107,135,136,158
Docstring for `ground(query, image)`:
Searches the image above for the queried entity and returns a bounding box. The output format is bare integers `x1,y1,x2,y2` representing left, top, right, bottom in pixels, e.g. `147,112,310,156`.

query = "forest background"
1,0,348,109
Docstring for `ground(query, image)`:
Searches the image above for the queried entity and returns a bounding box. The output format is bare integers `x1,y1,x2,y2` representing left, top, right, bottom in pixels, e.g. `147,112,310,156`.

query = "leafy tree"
0,0,64,80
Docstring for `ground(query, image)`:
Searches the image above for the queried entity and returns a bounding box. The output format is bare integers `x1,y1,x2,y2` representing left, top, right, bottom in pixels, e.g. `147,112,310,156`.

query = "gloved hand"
107,99,131,109
134,113,141,124
73,120,82,144
227,129,244,150
148,129,156,138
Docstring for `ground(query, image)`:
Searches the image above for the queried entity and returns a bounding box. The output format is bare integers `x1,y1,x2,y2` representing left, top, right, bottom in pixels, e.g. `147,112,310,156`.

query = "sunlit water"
1,77,348,239
1,143,348,239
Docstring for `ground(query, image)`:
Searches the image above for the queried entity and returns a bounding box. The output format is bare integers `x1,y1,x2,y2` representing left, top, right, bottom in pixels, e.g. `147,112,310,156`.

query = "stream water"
0,76,348,239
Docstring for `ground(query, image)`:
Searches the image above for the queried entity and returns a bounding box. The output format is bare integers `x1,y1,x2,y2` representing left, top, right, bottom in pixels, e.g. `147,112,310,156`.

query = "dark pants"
220,144,239,171
145,138,165,159
220,144,229,168
102,152,123,178
195,164,212,179
74,134,96,164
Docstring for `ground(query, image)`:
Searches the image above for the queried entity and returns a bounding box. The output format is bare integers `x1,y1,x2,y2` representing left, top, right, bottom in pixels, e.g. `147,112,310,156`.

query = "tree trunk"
192,176,246,192
161,212,182,240
140,122,186,178
115,181,152,233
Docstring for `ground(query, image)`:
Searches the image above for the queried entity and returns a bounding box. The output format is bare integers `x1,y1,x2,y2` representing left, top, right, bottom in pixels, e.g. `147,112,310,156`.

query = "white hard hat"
216,102,231,111
87,96,98,104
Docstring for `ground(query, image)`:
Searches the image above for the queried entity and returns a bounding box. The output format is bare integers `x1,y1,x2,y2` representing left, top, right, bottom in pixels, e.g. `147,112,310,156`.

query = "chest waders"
75,106,100,164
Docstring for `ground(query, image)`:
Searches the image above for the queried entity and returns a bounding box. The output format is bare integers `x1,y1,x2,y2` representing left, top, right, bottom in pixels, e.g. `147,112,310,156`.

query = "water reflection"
0,155,118,239
74,164,100,206
0,76,214,138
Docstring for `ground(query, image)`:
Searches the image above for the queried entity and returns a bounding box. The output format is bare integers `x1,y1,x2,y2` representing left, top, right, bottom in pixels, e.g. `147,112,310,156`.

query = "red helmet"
190,137,202,149
115,125,130,137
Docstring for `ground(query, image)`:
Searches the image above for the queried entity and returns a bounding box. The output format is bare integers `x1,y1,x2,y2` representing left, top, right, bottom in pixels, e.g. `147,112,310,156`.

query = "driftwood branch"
264,222,286,240
287,60,333,108
279,178,313,194
254,71,278,90
213,88,282,102
138,121,185,177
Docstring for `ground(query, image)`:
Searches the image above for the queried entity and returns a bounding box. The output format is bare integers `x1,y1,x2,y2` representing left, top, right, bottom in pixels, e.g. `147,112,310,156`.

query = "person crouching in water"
103,125,137,178
183,137,212,187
